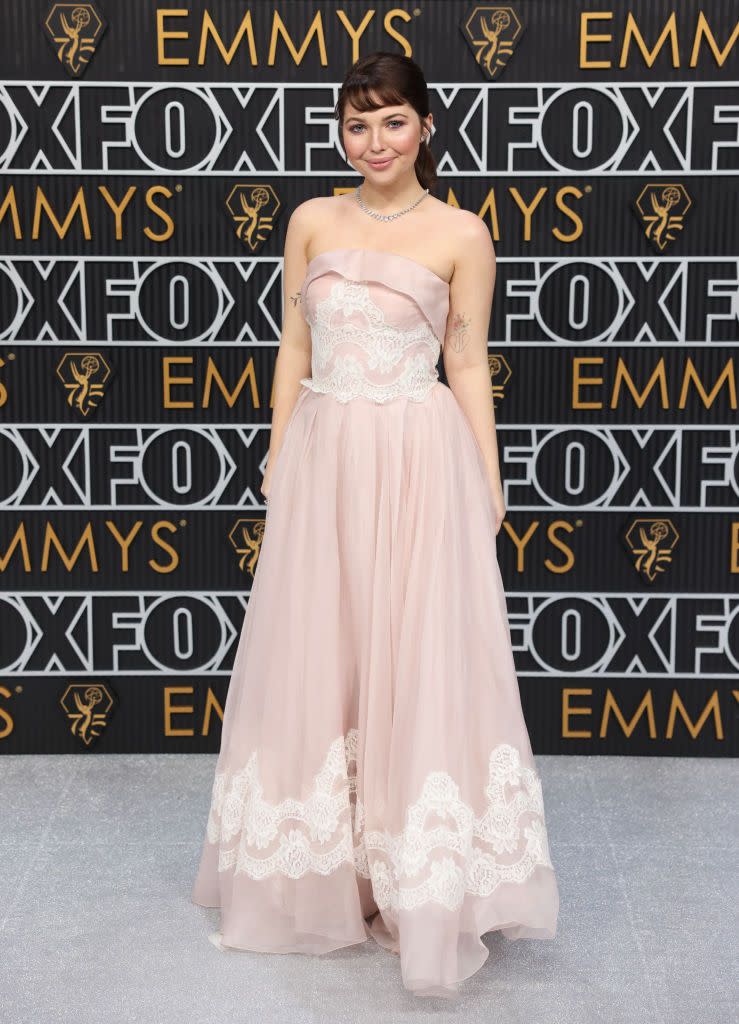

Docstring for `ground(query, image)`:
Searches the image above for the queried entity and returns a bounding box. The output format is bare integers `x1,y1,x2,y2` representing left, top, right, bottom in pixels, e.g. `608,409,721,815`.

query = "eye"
348,120,406,133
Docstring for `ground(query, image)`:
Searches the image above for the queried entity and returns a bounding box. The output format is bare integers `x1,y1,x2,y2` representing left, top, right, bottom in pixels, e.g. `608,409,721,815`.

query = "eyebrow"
344,112,408,124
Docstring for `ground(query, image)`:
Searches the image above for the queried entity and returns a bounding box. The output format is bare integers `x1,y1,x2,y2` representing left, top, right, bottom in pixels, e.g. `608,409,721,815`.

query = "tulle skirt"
191,381,559,997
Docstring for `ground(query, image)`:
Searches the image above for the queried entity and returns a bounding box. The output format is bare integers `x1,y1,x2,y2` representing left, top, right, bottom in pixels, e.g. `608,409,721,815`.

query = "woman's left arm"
442,214,505,532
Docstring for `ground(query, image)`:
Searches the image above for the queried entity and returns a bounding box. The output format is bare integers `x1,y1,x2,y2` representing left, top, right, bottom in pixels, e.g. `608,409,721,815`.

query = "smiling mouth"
368,157,393,167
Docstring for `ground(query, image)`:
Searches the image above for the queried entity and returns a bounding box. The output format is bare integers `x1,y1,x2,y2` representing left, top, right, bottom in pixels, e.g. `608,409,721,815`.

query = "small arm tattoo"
288,290,303,308
449,311,471,352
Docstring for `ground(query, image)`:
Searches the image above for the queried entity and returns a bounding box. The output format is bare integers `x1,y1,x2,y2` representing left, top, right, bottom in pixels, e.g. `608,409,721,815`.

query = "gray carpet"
0,754,735,1023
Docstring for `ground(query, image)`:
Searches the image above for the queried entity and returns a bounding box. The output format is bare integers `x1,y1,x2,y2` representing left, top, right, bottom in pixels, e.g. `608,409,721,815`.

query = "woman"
191,51,559,999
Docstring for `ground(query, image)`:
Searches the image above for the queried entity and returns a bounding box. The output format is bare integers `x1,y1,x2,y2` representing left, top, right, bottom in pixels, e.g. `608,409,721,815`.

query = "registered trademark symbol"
584,185,592,193
413,7,421,14
15,685,22,693
7,352,15,360
179,519,187,527
176,183,182,192
575,519,583,527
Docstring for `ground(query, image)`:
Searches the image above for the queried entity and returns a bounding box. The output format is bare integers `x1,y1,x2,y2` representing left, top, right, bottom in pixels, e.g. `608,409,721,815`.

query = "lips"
368,157,393,169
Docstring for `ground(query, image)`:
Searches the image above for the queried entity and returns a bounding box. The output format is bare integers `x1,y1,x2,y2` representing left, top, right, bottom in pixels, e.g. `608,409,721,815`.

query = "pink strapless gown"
191,247,559,998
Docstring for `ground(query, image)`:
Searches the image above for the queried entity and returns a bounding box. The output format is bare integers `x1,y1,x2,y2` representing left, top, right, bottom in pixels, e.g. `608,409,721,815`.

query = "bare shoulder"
286,195,329,232
445,205,494,255
284,196,332,263
288,195,348,258
289,195,348,232
441,206,495,280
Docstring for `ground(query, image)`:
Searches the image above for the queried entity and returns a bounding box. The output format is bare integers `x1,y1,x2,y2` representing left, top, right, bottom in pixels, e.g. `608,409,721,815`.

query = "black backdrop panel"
0,1,737,755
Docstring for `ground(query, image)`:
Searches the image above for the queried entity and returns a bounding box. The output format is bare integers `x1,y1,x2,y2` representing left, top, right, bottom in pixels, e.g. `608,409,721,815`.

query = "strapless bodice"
299,248,450,404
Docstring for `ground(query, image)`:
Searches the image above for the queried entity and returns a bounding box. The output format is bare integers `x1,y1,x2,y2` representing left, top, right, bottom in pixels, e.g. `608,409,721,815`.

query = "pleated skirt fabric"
191,381,559,998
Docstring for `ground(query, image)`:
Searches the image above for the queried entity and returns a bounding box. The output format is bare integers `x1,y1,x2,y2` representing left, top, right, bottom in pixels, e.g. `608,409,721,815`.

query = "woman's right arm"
261,202,314,498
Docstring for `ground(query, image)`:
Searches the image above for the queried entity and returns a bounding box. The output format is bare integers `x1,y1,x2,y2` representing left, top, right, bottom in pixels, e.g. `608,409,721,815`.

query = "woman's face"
342,96,431,182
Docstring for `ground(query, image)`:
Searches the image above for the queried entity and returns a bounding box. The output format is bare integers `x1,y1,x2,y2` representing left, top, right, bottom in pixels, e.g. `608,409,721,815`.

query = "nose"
367,128,389,151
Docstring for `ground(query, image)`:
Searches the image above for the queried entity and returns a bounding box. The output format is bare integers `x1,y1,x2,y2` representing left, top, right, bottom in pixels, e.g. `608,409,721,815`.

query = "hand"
490,480,506,534
260,461,273,502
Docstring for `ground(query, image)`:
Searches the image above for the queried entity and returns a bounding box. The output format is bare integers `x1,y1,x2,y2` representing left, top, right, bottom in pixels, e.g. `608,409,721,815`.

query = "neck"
358,177,426,213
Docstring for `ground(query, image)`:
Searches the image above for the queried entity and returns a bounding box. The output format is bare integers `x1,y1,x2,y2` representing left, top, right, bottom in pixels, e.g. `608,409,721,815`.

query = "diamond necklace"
354,184,429,222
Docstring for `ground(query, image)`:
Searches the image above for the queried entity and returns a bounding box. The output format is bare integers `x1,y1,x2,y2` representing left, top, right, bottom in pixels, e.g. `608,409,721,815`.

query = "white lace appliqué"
205,730,554,911
301,352,439,405
300,278,441,405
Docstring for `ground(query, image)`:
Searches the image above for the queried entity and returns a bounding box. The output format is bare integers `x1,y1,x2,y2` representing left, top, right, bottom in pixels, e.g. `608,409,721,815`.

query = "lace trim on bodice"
301,276,441,405
300,352,439,404
204,730,555,910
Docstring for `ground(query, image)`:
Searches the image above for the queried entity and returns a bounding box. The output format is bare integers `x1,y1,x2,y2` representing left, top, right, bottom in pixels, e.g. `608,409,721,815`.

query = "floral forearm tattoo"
289,289,303,308
448,311,471,352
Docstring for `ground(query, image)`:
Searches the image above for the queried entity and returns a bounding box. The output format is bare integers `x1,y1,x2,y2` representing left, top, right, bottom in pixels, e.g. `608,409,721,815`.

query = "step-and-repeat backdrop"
0,1,737,755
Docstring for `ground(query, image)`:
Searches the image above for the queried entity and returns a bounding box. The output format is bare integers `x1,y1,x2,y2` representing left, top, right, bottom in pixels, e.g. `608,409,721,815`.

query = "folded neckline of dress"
302,247,450,348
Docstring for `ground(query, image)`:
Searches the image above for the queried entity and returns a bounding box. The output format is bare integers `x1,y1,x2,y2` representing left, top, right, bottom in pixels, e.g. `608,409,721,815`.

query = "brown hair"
335,52,438,192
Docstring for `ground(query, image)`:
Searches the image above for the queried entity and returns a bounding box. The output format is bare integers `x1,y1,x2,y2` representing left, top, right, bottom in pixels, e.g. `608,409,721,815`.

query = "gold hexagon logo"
462,5,525,80
228,517,267,576
56,351,112,416
60,682,116,746
624,518,680,583
488,353,512,406
634,184,692,252
225,185,281,252
42,3,107,77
